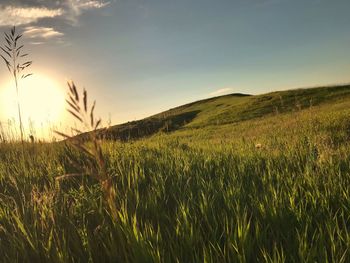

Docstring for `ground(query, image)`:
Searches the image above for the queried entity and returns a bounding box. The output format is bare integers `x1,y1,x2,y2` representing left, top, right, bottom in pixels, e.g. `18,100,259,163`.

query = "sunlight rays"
0,74,65,139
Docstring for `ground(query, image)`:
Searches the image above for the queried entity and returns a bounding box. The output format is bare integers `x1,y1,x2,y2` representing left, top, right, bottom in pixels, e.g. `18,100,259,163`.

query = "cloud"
209,88,234,97
72,1,110,10
0,1,110,45
29,41,45,45
0,1,110,26
65,0,110,23
24,26,64,41
0,5,63,26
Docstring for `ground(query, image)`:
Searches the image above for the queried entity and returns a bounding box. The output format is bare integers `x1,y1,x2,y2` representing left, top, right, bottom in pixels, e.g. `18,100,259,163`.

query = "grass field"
1,85,350,262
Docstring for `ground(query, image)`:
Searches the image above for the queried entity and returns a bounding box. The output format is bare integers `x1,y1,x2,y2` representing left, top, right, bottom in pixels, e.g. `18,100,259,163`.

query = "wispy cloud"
0,0,110,27
0,5,63,26
65,0,110,24
209,88,234,97
24,26,64,44
0,1,110,45
72,0,110,10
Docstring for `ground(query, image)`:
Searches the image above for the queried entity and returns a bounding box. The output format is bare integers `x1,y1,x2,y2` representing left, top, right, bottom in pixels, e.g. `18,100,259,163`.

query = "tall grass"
55,81,117,218
0,98,350,262
0,26,33,143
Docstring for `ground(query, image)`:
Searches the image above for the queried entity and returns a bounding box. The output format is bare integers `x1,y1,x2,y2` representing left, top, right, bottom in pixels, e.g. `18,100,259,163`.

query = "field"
1,85,350,262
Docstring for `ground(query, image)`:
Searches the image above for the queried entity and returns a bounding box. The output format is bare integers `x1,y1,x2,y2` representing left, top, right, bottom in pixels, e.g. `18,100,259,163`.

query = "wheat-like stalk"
0,26,33,143
55,81,117,217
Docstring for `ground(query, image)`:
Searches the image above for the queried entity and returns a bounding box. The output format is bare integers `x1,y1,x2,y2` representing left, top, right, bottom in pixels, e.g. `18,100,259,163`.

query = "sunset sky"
0,0,350,138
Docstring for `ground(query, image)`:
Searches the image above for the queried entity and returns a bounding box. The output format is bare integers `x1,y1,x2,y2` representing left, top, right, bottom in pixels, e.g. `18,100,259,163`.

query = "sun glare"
0,74,65,139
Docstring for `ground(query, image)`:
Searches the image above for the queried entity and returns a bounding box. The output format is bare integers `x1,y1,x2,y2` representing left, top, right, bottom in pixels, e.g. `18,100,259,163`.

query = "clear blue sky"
0,0,350,124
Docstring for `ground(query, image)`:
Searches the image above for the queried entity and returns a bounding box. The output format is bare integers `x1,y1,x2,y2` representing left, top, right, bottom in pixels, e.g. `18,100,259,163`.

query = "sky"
0,0,350,137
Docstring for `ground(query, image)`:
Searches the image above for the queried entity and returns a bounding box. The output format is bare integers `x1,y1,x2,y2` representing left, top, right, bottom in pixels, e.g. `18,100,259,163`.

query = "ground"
0,84,350,262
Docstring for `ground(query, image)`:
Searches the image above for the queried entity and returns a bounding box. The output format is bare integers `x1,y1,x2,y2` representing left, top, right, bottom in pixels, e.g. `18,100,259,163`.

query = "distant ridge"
85,84,350,141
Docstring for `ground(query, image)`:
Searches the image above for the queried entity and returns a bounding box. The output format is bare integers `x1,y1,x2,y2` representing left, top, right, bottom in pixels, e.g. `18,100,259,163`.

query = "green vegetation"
1,85,350,262
104,84,350,140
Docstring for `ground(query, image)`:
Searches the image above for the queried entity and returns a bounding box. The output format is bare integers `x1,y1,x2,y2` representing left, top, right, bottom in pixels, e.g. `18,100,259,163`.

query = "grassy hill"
103,84,350,140
1,84,350,262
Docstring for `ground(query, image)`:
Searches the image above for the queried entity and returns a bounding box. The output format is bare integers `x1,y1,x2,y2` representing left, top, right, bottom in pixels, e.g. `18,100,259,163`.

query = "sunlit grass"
0,94,350,262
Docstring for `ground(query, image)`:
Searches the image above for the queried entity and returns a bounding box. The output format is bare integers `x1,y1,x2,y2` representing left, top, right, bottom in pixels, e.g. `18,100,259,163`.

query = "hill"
102,84,350,140
2,83,350,262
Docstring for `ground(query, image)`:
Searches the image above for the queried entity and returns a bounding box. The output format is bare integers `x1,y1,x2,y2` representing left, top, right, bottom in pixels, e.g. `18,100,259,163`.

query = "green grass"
1,85,350,262
105,84,350,141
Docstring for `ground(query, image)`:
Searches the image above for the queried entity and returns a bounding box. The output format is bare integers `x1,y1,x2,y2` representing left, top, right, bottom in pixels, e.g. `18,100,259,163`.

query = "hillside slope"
103,84,350,140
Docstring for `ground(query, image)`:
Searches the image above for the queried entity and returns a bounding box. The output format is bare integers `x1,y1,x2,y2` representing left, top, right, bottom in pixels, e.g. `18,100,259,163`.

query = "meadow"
1,85,350,262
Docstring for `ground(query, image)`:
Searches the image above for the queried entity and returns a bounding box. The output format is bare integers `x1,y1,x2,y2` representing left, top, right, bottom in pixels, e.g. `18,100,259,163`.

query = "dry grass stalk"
0,26,33,143
55,81,117,217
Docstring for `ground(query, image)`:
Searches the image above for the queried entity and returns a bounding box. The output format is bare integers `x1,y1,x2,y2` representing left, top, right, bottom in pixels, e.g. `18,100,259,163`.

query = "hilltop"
102,84,350,140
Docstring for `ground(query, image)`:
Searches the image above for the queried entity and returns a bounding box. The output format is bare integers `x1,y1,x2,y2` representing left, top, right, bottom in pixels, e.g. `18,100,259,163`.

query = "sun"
0,74,66,139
